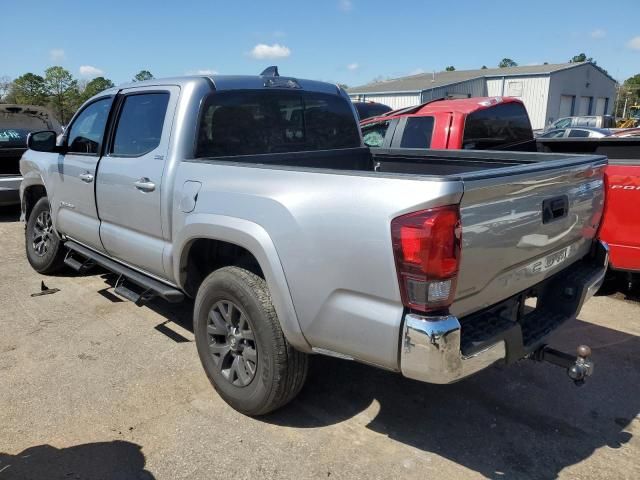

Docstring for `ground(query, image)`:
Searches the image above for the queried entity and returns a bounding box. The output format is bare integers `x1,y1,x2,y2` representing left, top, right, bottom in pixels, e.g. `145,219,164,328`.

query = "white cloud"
187,69,218,75
409,68,425,76
347,63,359,71
249,43,291,60
50,49,65,62
628,36,640,50
590,29,606,39
79,65,104,78
338,0,353,11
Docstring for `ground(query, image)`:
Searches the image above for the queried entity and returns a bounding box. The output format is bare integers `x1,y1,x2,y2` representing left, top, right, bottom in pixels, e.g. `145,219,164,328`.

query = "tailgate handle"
542,195,568,223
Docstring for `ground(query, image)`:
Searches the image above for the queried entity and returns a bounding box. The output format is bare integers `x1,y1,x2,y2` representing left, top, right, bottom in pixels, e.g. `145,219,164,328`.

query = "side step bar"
64,240,184,305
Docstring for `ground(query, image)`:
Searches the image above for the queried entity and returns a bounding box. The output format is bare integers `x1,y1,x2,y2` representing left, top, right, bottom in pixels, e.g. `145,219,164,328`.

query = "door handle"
79,172,94,183
134,177,156,192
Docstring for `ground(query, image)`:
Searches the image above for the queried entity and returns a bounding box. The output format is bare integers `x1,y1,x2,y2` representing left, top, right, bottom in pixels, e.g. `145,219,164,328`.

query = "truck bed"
213,146,605,179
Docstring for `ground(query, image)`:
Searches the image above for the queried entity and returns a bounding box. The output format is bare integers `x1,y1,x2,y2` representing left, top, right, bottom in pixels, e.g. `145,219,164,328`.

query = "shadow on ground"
0,441,154,479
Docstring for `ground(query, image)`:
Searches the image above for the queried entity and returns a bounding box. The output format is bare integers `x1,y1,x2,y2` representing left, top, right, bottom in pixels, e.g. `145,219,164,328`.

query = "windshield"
0,128,30,148
196,90,360,157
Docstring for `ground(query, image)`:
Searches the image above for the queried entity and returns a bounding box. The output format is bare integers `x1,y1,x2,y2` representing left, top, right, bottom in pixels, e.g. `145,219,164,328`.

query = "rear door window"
111,93,170,156
362,121,390,148
462,102,533,149
196,90,360,157
400,116,434,148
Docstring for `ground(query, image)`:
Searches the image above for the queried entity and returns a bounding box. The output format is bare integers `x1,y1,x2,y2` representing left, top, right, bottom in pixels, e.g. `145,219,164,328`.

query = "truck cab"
360,97,534,151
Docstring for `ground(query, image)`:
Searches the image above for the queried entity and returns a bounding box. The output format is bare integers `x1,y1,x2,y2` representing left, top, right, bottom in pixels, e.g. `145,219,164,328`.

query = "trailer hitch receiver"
532,345,594,385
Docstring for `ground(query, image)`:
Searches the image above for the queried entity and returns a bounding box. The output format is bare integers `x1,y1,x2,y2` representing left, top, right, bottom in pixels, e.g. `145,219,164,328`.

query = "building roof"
348,62,612,95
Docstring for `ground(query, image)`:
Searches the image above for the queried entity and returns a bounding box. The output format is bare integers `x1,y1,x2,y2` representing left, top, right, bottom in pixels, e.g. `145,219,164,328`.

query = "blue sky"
1,0,639,86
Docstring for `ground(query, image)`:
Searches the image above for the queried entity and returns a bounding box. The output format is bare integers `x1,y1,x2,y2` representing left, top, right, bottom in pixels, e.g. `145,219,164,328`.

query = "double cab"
21,73,606,415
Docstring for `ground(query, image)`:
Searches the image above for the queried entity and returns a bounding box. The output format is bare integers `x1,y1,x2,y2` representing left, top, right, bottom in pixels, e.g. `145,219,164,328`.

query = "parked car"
548,115,617,130
538,127,613,139
352,101,392,120
21,72,605,415
0,105,61,206
360,97,534,150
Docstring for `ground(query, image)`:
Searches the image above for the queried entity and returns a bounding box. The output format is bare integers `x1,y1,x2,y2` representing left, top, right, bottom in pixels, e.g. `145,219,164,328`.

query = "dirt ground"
1,206,638,480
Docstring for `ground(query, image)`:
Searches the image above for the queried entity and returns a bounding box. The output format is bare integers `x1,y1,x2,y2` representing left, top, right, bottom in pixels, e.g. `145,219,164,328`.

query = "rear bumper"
0,176,21,206
400,240,608,384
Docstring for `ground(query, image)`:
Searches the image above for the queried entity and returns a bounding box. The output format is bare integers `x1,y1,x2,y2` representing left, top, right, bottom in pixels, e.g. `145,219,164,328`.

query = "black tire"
25,197,66,274
194,266,308,416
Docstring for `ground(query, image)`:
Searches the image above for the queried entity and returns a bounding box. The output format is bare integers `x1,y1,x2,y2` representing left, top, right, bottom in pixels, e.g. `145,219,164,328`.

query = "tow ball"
531,345,594,385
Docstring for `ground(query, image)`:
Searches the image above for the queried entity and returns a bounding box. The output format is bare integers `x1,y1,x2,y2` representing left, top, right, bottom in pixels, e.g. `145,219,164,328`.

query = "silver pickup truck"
21,70,607,415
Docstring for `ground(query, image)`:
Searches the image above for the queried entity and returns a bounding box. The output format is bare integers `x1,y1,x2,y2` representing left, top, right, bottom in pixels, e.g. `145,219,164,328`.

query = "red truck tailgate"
600,165,640,272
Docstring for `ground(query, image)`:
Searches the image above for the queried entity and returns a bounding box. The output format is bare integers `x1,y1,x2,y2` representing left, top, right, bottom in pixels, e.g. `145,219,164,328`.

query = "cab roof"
361,96,525,124
103,75,343,97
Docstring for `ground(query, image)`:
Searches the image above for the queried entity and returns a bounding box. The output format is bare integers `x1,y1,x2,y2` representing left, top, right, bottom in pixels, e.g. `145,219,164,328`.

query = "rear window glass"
400,116,434,148
0,128,29,148
462,102,533,149
355,103,392,120
196,90,360,158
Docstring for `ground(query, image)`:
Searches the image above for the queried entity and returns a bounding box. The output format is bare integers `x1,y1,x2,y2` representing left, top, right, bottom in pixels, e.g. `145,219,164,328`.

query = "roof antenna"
260,66,279,77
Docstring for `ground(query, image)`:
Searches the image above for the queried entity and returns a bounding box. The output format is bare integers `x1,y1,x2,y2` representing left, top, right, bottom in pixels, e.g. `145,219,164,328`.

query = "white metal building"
348,63,617,130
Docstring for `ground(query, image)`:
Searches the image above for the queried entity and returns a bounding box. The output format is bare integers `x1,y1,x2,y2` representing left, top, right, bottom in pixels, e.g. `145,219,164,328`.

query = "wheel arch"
20,177,48,223
173,214,310,352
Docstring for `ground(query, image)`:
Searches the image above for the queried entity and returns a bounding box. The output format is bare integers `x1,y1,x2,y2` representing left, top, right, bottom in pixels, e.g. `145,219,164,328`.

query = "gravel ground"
0,206,638,480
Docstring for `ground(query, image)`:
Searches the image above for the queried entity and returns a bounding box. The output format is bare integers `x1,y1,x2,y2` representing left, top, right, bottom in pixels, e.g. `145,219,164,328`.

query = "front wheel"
194,266,308,416
25,197,66,274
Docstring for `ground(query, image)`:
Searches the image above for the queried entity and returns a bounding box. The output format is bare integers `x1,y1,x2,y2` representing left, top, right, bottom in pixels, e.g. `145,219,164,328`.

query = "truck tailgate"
452,155,606,318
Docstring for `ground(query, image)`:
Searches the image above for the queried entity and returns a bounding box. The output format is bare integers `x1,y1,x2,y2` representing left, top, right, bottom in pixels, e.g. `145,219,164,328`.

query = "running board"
64,240,184,305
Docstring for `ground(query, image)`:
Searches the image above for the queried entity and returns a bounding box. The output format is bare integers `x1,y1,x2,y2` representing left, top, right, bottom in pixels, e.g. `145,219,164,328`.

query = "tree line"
0,68,155,124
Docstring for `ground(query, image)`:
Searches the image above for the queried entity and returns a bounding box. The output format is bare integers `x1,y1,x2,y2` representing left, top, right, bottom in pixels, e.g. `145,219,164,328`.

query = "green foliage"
8,73,47,105
618,74,640,118
445,66,455,72
44,66,79,124
570,53,593,63
498,58,518,68
133,70,154,82
81,77,115,102
2,67,117,122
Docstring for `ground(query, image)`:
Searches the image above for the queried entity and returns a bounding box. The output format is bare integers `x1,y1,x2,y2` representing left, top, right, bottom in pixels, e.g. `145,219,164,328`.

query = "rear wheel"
25,197,66,274
194,266,308,416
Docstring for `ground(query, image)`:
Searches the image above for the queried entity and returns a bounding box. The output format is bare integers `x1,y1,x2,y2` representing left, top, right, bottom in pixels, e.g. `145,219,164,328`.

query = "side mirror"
27,130,60,153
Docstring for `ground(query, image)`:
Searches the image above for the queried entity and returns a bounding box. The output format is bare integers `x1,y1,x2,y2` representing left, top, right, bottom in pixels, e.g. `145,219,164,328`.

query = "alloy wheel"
206,300,258,387
32,210,53,257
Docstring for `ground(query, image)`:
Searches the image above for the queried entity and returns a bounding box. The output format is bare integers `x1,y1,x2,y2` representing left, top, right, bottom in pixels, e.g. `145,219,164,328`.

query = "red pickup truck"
537,137,640,288
360,97,534,151
361,97,640,288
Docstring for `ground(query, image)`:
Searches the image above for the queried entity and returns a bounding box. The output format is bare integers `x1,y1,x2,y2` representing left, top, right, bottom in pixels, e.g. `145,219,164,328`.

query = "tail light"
391,205,462,313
